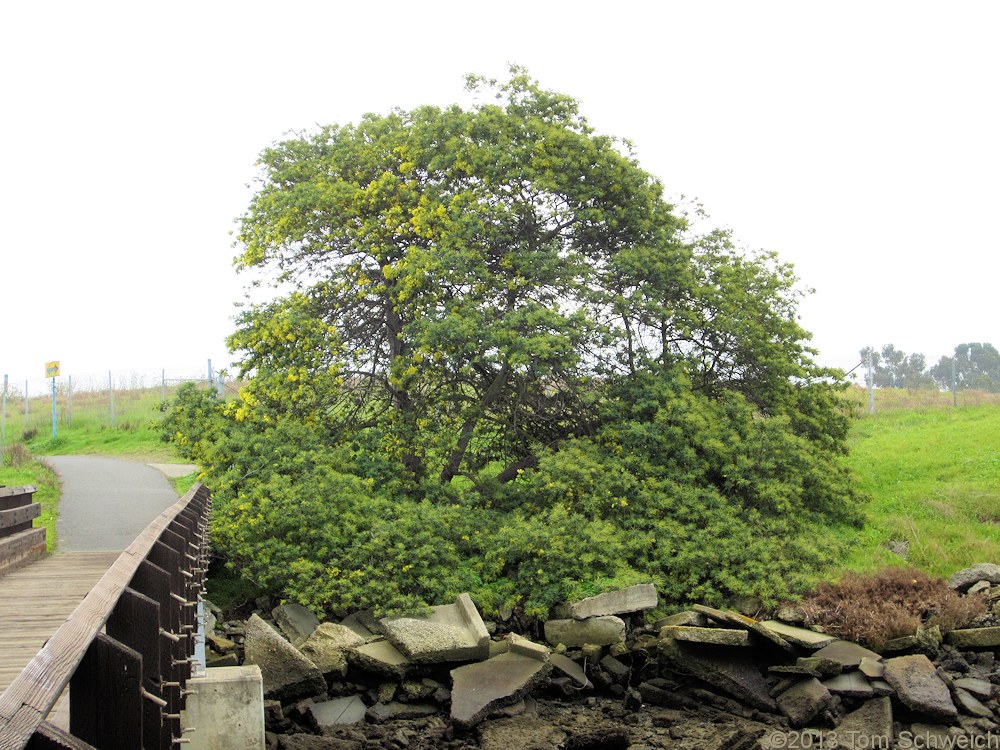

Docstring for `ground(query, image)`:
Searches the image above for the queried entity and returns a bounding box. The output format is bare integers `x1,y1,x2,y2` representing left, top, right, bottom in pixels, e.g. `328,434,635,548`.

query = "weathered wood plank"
0,505,40,533
26,721,97,749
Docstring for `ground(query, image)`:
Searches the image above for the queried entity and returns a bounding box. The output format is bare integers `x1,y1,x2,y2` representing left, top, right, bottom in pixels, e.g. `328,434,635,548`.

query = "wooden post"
106,589,163,750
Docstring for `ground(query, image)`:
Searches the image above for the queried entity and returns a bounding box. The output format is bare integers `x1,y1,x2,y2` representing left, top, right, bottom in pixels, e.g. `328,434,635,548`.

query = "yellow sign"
45,361,60,378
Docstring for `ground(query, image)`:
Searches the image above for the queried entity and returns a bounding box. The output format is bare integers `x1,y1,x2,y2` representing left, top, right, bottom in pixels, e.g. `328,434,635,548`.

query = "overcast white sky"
2,1,997,389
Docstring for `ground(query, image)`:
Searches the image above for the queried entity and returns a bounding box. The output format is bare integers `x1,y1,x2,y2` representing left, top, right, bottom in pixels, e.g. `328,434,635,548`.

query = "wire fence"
0,363,239,449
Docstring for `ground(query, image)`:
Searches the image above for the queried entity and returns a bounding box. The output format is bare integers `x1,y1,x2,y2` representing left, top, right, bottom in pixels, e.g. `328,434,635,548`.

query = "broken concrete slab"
955,677,994,701
272,603,321,646
822,671,873,698
883,654,959,722
826,695,892,750
693,605,795,654
380,593,490,663
243,614,327,702
338,612,376,640
758,620,837,649
658,638,776,711
564,584,658,619
365,701,438,722
775,677,832,728
945,626,1000,649
297,622,366,677
550,653,591,688
507,633,549,661
308,696,367,731
858,656,885,679
955,688,993,718
658,625,752,647
795,656,843,677
348,639,411,679
654,611,708,628
949,563,1000,592
544,616,626,647
450,651,553,728
810,640,882,669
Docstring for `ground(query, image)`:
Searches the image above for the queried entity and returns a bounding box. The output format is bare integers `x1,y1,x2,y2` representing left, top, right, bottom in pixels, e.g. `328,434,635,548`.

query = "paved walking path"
46,456,189,551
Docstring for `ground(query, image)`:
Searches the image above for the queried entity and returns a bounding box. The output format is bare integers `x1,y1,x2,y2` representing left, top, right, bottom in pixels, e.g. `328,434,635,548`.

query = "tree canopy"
165,69,863,617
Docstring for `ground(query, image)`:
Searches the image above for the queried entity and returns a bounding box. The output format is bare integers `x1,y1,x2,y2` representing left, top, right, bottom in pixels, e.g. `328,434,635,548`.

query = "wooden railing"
0,483,212,750
0,487,46,577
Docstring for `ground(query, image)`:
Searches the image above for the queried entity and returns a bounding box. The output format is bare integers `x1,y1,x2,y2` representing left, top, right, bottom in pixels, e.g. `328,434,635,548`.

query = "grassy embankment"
0,385,200,550
834,387,1000,580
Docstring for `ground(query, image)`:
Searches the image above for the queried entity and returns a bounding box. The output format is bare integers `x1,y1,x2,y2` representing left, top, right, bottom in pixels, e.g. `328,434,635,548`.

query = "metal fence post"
1,374,7,456
109,371,116,428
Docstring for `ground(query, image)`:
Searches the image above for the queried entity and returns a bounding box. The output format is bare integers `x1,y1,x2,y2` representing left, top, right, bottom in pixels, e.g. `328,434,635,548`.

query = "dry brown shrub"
2,443,31,467
798,567,986,650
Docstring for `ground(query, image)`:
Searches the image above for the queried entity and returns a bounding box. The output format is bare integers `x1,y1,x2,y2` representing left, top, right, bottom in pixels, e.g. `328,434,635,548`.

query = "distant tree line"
860,343,1000,392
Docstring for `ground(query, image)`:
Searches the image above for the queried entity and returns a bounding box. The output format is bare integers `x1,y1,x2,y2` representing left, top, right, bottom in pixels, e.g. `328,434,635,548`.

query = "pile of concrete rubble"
203,565,1000,750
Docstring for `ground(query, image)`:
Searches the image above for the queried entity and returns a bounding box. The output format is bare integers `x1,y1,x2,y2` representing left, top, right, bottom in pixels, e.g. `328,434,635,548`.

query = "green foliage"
931,342,1000,392
165,68,864,618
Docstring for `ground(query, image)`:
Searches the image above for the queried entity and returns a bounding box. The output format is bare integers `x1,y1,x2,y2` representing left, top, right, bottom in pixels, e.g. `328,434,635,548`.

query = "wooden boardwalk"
0,552,118,693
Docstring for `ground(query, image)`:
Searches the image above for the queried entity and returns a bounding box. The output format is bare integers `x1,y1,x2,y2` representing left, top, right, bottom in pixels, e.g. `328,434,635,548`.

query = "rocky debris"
381,593,490,663
810,640,882,669
213,576,1000,749
544,615,626,647
272,603,322,646
244,614,327,701
347,639,411,679
658,638,777,711
562,584,658,620
307,696,367,731
949,563,1000,592
883,653,959,722
296,623,365,678
659,624,753,647
758,620,837,649
694,604,796,654
450,648,552,728
946,626,1000,649
774,677,832,727
822,671,874,698
825,695,892,749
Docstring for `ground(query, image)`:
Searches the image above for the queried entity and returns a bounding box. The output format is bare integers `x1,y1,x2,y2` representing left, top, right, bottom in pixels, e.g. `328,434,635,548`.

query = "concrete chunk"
955,677,994,700
271,603,321,646
308,696,367,731
883,654,958,722
658,638,776,711
243,614,326,702
811,640,882,669
348,639,411,679
776,677,832,728
693,605,795,654
758,620,837,649
659,625,752,647
544,616,626,647
945,626,1000,649
955,688,993,718
550,653,591,688
298,622,365,677
566,584,658,619
450,651,552,728
825,695,892,749
380,593,490,663
822,671,873,698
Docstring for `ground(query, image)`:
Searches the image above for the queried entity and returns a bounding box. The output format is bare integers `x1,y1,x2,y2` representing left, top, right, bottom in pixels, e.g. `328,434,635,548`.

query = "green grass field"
833,387,1000,580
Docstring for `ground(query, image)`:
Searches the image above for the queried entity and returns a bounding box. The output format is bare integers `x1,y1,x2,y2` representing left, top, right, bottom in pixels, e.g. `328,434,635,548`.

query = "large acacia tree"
168,69,861,615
